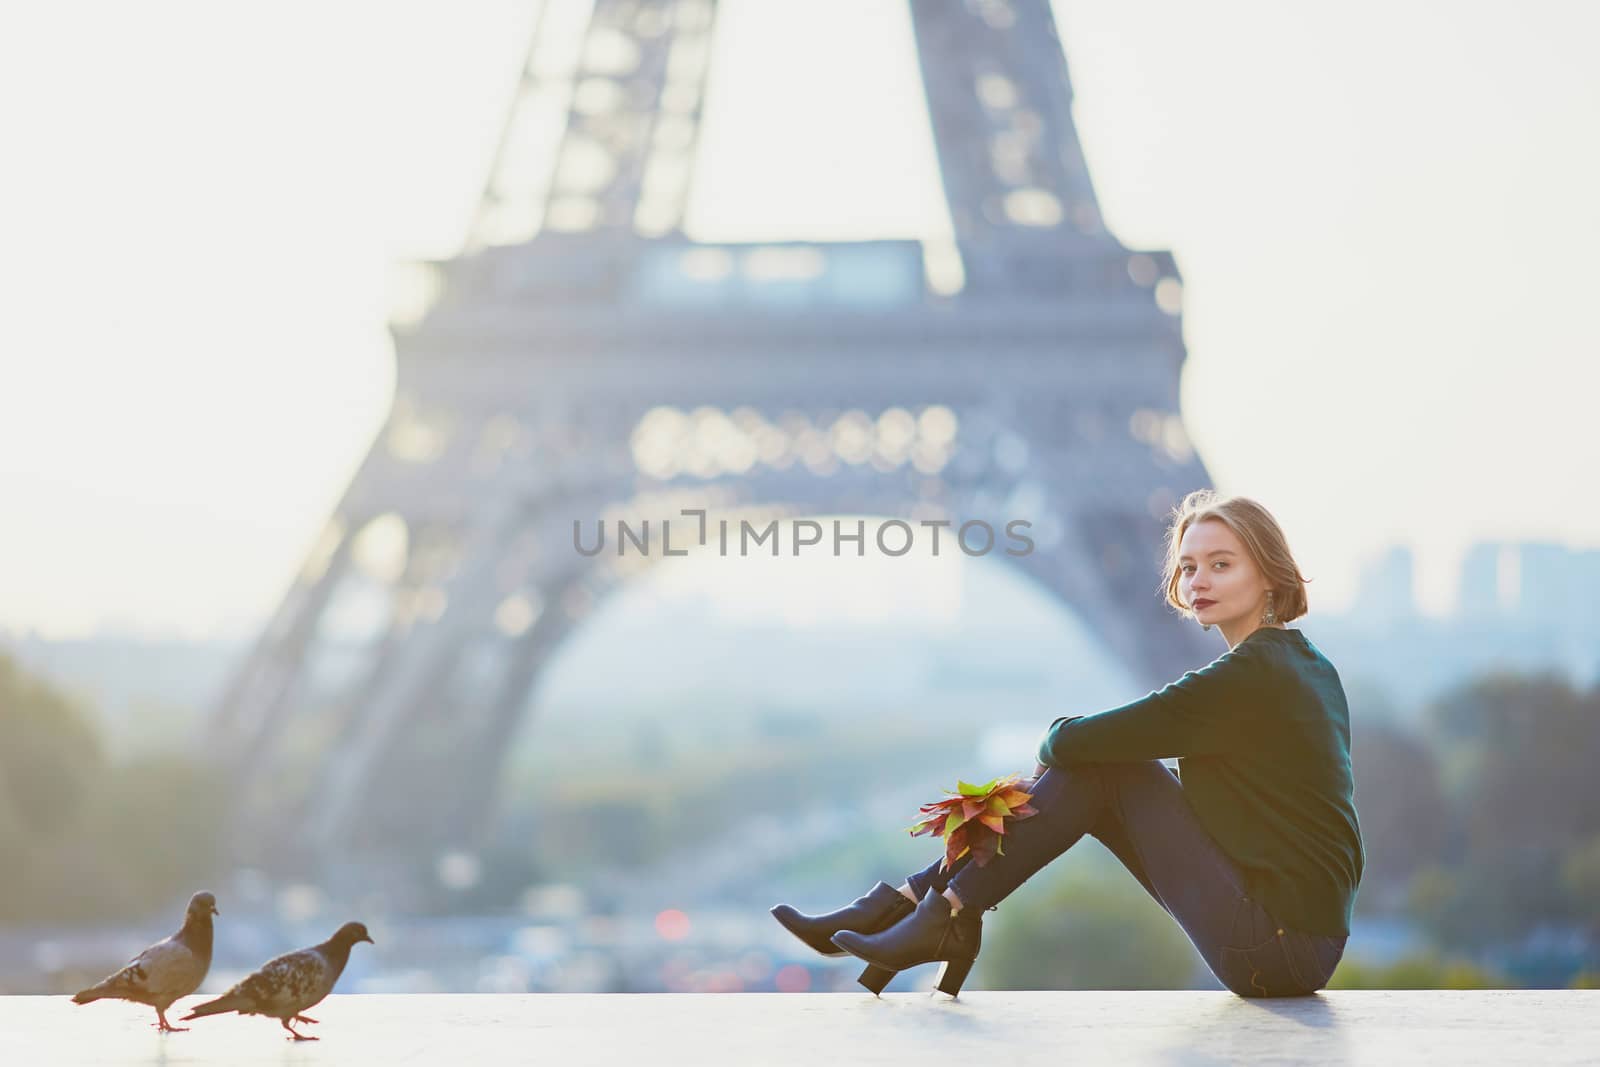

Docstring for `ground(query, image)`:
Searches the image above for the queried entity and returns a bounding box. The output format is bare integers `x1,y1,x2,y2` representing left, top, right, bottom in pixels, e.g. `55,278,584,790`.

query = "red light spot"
654,909,691,941
774,964,811,993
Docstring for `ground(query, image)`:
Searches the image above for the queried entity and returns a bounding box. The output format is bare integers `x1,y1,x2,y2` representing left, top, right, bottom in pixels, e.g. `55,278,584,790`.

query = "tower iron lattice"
210,0,1214,869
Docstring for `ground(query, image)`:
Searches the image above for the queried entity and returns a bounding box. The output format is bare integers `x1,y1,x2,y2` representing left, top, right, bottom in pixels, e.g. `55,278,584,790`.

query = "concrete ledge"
3,991,1596,1065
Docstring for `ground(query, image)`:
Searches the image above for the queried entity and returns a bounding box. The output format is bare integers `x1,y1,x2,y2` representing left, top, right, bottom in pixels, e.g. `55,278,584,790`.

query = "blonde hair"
1160,489,1311,623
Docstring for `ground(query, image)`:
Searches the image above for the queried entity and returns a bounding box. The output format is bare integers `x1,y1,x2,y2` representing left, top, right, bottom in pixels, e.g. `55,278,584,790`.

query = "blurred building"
1351,545,1417,627
1316,539,1600,717
1455,540,1600,627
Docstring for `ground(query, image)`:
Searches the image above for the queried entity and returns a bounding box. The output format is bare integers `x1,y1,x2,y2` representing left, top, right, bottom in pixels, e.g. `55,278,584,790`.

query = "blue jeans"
904,761,1348,997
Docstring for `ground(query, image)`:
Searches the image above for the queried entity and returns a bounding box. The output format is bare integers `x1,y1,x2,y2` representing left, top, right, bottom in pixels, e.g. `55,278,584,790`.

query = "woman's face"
1177,519,1274,638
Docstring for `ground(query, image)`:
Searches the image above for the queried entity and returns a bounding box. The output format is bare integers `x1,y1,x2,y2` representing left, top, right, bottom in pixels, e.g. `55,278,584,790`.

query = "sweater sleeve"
1037,642,1264,765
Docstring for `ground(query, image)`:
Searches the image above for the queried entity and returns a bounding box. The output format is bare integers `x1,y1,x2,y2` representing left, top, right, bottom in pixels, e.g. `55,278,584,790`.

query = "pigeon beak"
212,905,221,915
363,935,375,944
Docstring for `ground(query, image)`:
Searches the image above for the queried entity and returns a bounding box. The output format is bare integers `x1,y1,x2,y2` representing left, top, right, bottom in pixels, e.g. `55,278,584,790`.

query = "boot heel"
857,963,896,995
934,953,976,997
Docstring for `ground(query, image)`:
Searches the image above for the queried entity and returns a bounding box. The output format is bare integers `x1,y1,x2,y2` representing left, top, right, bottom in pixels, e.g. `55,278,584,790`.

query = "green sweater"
1037,626,1365,936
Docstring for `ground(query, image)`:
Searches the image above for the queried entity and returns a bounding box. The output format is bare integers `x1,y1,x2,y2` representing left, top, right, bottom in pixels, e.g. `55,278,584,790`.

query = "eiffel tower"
210,0,1215,870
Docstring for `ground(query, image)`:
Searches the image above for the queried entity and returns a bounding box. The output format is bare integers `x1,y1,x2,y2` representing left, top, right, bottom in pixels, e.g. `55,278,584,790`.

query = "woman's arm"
1038,642,1263,766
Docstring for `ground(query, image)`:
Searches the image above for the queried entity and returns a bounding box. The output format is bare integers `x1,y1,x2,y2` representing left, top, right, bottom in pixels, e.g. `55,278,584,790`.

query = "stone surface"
3,991,1596,1065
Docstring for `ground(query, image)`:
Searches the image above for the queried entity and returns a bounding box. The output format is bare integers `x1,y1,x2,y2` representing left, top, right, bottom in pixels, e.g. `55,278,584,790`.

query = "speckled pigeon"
181,921,374,1040
71,891,219,1032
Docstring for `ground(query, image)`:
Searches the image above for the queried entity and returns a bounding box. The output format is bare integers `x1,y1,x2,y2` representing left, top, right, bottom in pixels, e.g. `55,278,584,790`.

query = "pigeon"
181,921,374,1041
72,890,219,1032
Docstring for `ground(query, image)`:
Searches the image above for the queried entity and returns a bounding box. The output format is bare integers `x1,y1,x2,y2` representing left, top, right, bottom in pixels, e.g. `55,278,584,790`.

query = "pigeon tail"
180,993,246,1021
72,973,139,1005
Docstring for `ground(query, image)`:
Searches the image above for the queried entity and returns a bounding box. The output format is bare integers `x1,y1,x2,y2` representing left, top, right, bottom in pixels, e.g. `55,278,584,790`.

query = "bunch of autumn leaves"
908,773,1040,870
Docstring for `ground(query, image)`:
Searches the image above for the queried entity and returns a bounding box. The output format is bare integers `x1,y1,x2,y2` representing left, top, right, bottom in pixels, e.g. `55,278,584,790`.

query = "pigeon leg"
155,1009,190,1033
293,1014,319,1024
281,1018,319,1041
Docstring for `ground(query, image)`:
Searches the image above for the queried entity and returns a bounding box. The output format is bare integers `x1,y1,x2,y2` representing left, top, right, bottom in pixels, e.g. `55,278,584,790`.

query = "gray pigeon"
72,891,219,1032
181,921,373,1041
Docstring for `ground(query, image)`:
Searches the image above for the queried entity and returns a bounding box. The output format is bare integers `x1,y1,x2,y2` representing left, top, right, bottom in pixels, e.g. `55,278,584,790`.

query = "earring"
1261,591,1277,625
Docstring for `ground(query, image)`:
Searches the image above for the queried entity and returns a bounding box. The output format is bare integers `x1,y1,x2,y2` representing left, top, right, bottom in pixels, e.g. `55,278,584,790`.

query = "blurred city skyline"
3,0,1598,640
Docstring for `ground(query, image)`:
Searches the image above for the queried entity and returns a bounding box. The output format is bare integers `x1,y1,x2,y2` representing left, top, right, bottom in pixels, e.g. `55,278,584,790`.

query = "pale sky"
1,0,1597,640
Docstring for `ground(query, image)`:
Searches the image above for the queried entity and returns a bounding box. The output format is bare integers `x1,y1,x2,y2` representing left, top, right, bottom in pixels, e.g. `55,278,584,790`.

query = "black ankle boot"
770,882,918,956
771,882,919,993
829,889,987,997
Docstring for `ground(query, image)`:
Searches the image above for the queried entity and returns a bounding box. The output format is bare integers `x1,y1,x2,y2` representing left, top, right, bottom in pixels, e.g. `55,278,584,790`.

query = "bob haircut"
1160,489,1311,623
